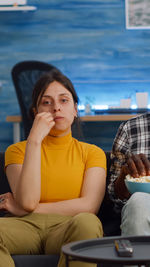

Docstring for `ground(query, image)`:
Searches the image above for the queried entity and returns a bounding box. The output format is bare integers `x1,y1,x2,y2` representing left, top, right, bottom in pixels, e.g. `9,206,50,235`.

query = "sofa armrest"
0,152,11,194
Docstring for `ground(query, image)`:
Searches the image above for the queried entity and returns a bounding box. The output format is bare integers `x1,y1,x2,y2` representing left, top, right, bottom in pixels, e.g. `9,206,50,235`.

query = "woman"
0,69,106,267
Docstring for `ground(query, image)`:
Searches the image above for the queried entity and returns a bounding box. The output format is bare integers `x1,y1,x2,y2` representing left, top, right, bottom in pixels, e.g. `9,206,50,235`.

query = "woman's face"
37,81,77,136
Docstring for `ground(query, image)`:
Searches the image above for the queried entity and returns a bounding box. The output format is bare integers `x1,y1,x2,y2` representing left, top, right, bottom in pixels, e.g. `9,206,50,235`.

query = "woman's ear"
33,107,37,116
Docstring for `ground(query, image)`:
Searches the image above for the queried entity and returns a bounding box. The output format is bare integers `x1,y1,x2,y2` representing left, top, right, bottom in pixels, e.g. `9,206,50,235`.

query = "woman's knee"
70,212,103,239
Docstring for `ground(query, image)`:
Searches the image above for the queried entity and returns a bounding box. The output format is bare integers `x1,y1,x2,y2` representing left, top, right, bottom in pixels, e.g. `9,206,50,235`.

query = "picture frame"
125,0,150,29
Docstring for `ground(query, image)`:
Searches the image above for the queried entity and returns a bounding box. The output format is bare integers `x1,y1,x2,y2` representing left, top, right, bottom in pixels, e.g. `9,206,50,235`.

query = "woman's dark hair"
29,68,79,120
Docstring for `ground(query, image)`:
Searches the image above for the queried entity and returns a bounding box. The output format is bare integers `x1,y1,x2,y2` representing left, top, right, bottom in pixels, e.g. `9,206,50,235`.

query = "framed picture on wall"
125,0,150,29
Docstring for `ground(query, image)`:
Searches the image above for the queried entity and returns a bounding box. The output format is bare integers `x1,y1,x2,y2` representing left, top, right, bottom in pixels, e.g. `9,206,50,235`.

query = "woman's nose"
53,102,60,112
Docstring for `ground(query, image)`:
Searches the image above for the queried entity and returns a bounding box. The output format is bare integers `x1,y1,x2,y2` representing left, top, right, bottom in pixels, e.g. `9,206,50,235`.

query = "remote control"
114,239,133,257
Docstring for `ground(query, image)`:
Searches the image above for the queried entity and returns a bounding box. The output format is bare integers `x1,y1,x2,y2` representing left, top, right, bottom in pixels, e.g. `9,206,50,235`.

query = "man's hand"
114,153,150,200
0,192,28,216
126,153,150,178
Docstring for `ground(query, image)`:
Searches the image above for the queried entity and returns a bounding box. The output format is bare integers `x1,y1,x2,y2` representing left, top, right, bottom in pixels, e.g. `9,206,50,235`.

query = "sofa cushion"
12,255,59,267
97,151,121,236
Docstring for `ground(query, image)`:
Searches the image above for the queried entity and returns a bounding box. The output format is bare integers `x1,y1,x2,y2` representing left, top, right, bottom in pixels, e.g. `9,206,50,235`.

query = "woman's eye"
43,100,52,105
61,98,68,103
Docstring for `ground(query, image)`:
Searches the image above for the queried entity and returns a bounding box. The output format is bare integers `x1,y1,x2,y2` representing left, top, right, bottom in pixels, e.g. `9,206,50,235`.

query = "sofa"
0,151,121,267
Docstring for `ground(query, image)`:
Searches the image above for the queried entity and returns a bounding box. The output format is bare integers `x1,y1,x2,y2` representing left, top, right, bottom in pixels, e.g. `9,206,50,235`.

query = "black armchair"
11,60,58,139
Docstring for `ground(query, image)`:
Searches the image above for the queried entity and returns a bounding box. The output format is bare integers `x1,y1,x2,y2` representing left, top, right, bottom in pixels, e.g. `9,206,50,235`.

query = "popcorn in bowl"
125,175,150,194
126,174,150,183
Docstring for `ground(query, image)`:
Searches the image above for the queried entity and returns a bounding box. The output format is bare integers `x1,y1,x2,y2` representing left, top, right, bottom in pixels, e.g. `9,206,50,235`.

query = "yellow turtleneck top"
5,133,106,203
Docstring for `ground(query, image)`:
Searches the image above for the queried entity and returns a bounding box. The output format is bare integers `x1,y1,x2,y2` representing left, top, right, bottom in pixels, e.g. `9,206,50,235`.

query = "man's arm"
108,121,131,204
108,120,150,203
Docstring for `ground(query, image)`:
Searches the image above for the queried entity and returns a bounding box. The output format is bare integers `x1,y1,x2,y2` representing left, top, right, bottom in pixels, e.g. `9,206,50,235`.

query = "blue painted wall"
0,0,150,150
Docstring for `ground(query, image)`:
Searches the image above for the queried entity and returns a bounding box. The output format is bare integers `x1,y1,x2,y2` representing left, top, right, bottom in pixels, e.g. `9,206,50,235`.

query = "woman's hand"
28,112,55,143
0,192,28,216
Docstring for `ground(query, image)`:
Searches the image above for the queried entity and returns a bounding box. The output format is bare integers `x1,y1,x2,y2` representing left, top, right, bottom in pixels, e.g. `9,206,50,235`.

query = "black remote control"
114,239,133,257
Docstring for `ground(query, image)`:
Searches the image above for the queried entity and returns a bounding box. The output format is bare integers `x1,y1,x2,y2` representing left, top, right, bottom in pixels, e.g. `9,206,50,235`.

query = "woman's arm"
0,192,28,216
34,167,106,216
6,112,55,212
6,141,41,212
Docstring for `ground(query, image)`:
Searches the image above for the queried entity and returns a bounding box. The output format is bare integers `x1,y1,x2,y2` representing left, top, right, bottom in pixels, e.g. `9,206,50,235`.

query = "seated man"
108,112,150,235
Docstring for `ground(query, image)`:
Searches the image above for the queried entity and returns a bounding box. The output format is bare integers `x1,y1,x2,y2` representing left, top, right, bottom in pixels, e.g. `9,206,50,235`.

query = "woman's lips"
54,116,64,121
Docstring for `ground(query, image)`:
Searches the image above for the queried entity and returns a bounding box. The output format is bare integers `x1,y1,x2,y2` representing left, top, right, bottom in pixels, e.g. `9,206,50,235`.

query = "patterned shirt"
108,112,150,213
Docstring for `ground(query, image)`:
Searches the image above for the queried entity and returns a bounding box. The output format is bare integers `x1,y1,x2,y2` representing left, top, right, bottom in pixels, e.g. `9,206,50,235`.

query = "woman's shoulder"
72,138,106,170
5,141,27,166
72,137,105,155
5,140,27,154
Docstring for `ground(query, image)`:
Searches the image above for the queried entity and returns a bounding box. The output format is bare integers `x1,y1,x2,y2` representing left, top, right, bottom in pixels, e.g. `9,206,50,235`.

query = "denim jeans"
121,192,150,236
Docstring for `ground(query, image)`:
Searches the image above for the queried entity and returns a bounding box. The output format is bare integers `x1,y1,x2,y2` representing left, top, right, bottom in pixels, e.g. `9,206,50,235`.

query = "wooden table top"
6,114,138,122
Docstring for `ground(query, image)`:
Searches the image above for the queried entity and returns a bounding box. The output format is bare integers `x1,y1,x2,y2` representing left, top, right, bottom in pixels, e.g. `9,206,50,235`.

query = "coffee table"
62,236,150,267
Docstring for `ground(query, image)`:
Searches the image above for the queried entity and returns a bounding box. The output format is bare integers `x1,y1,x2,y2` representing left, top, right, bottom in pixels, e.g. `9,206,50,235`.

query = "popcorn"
126,174,150,183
